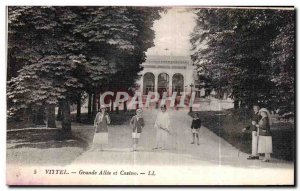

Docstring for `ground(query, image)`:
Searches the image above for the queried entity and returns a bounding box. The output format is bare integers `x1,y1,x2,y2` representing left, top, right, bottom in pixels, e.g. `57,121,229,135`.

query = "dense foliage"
191,8,295,111
7,6,163,130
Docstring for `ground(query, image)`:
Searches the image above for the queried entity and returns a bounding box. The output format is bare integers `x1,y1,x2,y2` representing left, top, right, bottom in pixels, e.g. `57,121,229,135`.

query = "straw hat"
136,108,143,113
259,108,272,125
100,105,107,109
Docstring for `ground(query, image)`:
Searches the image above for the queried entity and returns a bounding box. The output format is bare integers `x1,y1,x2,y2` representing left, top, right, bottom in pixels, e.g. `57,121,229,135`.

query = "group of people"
92,104,202,152
243,105,273,162
92,103,273,162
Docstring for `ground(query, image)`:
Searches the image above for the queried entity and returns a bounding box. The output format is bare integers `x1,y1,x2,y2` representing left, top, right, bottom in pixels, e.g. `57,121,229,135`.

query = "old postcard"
6,6,295,185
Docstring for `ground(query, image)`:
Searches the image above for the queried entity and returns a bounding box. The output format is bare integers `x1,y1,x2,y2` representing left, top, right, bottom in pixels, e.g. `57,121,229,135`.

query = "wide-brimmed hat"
100,105,107,109
259,108,272,125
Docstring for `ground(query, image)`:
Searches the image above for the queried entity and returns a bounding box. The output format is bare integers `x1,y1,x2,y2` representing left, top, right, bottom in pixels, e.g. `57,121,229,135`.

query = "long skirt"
257,136,272,154
93,132,108,145
156,128,169,149
132,132,141,139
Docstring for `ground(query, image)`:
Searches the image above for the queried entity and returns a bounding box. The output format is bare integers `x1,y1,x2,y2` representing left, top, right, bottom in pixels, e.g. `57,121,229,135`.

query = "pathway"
67,109,294,185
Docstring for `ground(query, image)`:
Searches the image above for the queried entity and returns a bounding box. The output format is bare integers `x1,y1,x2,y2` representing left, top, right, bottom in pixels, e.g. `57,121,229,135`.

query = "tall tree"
8,6,88,130
76,7,163,114
191,8,295,110
269,11,295,112
7,6,164,130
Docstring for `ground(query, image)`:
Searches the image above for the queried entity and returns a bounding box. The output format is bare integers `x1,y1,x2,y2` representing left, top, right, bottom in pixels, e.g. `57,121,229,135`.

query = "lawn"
6,110,136,166
71,110,136,125
7,128,88,166
190,109,295,161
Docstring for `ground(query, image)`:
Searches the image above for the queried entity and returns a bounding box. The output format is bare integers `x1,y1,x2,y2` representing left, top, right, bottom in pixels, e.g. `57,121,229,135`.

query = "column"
140,74,144,95
154,74,158,93
168,74,172,97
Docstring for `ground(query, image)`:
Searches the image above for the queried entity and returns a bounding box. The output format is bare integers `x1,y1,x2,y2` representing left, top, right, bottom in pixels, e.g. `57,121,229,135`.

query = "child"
130,109,145,151
191,113,202,145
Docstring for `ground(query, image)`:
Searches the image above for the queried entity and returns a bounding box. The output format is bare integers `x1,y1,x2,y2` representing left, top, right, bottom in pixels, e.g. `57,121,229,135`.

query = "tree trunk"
123,101,127,112
110,101,114,112
97,93,100,112
35,106,46,125
56,101,63,121
47,104,56,128
76,94,81,122
92,93,97,117
88,93,92,120
234,99,239,109
62,99,71,132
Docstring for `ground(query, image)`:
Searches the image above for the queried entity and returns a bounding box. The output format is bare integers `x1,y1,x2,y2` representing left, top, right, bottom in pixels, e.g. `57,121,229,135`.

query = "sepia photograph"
6,5,295,186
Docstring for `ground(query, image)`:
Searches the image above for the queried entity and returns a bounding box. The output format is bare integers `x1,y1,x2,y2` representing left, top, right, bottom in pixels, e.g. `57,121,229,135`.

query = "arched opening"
172,73,184,95
158,73,169,96
143,72,155,95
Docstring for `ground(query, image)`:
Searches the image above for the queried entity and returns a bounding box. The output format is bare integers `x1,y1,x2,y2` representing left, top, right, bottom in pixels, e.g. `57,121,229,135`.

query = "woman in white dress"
153,105,170,150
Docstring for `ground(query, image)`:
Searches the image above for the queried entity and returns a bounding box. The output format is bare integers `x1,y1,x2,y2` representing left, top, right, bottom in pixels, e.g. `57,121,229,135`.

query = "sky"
146,7,197,56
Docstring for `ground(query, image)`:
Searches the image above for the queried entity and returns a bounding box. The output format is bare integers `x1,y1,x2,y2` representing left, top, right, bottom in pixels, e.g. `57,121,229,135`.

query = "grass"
7,128,88,166
6,110,136,166
71,110,136,125
7,119,34,130
190,109,295,161
7,109,137,129
7,128,88,149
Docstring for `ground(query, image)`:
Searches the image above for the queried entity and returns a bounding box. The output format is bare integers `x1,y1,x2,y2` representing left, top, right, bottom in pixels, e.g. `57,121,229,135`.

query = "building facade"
135,55,234,111
137,55,198,97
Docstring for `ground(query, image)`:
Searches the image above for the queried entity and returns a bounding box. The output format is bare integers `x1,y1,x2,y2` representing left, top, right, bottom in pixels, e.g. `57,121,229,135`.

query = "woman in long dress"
92,105,110,151
153,105,170,150
255,108,272,162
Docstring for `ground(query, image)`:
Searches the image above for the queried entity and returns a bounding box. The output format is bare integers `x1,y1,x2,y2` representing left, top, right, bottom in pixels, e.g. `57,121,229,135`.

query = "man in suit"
243,105,261,160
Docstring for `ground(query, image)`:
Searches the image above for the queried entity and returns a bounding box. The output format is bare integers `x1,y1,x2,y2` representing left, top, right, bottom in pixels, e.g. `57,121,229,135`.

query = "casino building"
137,55,204,97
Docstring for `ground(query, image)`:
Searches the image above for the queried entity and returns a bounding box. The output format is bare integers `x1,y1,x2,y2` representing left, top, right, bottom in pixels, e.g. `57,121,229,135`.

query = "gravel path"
71,109,294,168
6,109,294,185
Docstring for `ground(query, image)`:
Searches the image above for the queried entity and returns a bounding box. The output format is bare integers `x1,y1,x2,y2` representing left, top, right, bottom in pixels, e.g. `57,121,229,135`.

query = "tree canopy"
7,6,163,130
191,8,295,111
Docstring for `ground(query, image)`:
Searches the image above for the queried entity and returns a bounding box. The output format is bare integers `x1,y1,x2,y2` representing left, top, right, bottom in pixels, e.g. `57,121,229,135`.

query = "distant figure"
210,89,217,98
92,105,110,151
282,112,294,122
130,109,145,151
243,105,261,160
153,105,170,150
190,113,202,145
200,88,205,98
256,108,273,162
